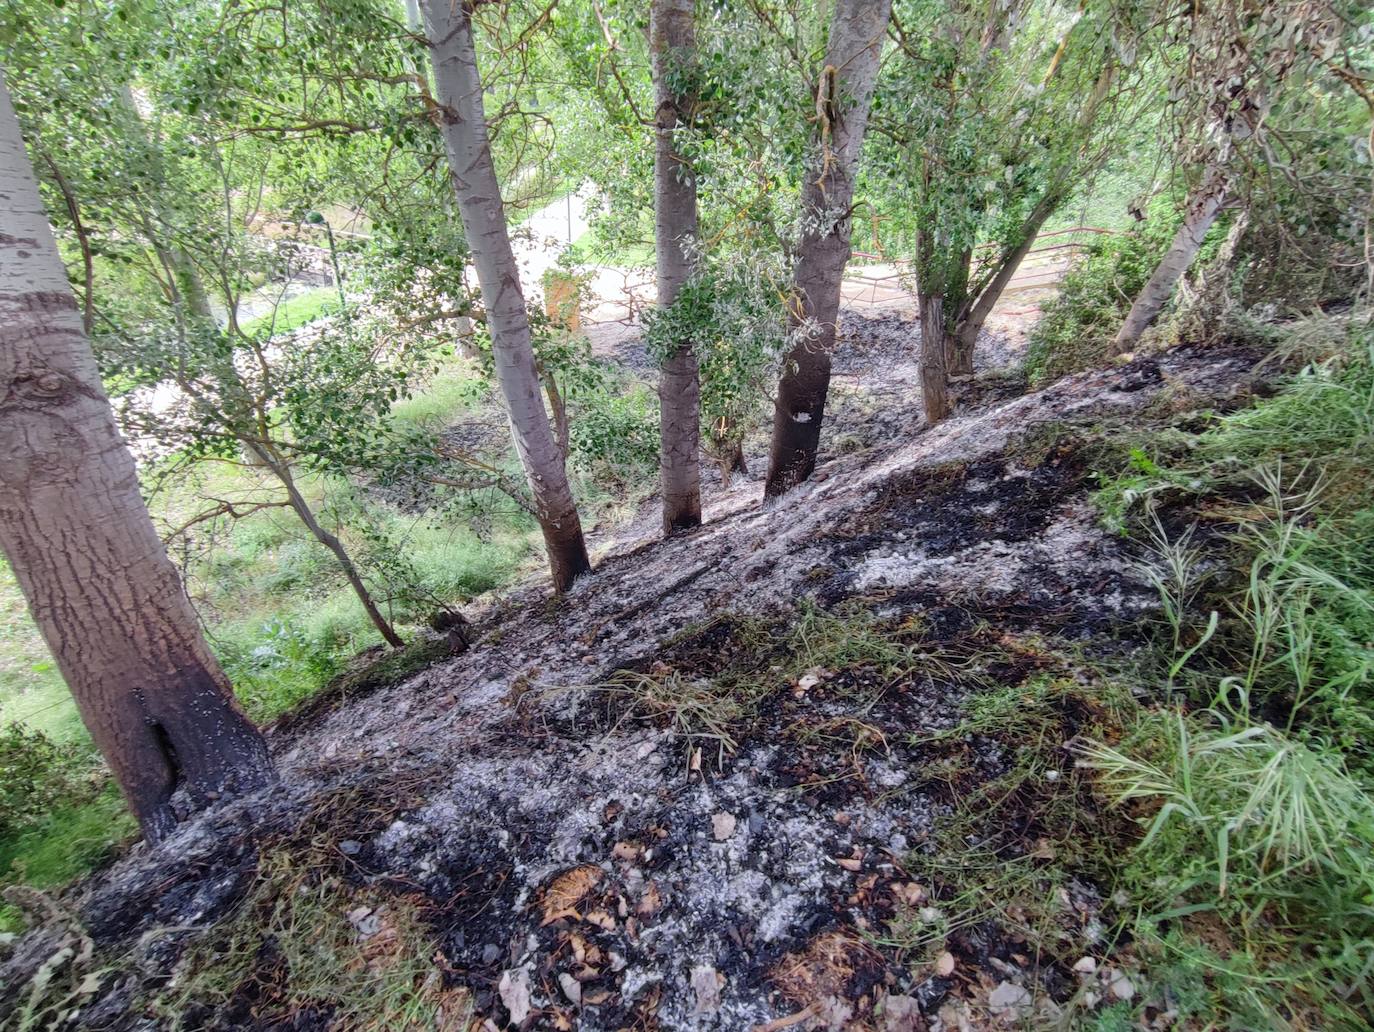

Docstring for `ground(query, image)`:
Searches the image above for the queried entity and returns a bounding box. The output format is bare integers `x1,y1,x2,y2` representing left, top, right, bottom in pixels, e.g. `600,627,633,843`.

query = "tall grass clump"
1085,318,1374,1026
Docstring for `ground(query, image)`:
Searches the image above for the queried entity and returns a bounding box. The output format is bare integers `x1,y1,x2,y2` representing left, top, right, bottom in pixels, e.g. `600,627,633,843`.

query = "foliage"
643,248,788,466
872,0,1142,351
567,374,661,484
0,725,94,839
1025,197,1207,384
1083,318,1374,1026
0,785,136,935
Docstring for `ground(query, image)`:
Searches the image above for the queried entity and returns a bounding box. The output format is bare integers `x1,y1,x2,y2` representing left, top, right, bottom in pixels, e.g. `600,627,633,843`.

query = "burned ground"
0,327,1266,1031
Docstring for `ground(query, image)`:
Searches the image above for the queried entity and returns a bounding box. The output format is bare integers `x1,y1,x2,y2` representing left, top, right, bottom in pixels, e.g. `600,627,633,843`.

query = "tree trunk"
652,0,703,535
1113,165,1229,353
918,291,951,424
949,191,1063,374
248,443,405,649
420,0,591,592
764,0,892,499
0,77,272,843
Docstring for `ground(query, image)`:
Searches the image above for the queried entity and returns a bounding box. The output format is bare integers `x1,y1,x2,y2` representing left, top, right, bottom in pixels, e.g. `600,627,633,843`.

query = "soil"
0,311,1267,1032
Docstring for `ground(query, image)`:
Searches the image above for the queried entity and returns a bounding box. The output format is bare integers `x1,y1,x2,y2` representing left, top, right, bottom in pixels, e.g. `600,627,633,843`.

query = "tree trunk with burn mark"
765,0,892,499
420,0,590,592
652,0,703,534
1114,165,1229,353
0,77,272,843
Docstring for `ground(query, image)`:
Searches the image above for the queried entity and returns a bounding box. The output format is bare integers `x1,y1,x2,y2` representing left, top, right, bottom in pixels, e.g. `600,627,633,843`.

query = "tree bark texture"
421,0,591,592
918,290,951,424
1113,165,1229,353
652,0,703,535
0,76,272,843
765,0,892,499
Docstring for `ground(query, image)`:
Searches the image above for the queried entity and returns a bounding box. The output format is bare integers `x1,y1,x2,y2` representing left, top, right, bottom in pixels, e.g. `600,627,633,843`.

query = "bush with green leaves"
1025,204,1187,384
567,373,661,486
642,251,787,471
1086,318,1374,1025
0,724,93,839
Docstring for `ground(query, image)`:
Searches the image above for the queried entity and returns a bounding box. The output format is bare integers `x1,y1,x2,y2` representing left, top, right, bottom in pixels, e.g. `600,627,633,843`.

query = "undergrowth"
1082,316,1374,1028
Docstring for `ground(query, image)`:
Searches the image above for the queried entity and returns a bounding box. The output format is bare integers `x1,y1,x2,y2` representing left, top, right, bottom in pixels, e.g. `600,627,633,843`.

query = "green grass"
0,785,137,933
1080,316,1374,1027
239,285,339,338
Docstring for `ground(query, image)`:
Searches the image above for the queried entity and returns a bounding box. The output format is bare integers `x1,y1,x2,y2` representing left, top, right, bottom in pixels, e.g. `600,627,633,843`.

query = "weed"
151,851,473,1031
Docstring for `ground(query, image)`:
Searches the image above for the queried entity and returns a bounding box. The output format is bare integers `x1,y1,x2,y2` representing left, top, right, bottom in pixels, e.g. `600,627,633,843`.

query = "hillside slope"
2,334,1263,1032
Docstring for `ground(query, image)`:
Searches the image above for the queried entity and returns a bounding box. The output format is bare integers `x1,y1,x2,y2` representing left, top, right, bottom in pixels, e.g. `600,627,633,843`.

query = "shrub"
567,376,660,485
0,724,92,839
1026,195,1228,384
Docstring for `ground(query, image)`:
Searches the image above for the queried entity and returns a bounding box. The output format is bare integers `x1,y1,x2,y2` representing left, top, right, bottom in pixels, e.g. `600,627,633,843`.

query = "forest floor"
0,315,1267,1031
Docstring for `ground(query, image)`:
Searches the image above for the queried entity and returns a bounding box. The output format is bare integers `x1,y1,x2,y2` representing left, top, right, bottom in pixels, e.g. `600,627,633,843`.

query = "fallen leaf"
541,865,603,925
637,881,663,916
584,909,616,930
835,856,863,872
498,965,533,1024
892,882,927,906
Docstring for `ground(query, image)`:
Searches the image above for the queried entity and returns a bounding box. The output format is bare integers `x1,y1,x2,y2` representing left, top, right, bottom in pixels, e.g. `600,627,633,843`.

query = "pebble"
1108,972,1136,1001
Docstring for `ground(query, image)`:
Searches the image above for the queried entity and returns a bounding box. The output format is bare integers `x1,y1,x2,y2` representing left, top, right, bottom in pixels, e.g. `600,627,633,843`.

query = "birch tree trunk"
652,0,703,534
0,77,272,843
1113,165,1229,353
420,0,591,592
764,0,892,498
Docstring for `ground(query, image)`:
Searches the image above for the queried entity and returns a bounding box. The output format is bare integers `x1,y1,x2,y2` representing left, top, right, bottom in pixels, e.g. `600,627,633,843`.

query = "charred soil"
0,324,1268,1031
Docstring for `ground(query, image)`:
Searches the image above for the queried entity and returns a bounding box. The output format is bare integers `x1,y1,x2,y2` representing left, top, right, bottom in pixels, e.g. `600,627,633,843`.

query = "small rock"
481,943,502,966
691,964,723,1015
748,811,765,833
881,994,923,1031
935,951,956,977
559,971,582,1005
1072,956,1097,974
711,812,737,841
987,981,1032,1020
346,906,381,938
1108,971,1135,1001
338,840,362,856
498,965,533,1024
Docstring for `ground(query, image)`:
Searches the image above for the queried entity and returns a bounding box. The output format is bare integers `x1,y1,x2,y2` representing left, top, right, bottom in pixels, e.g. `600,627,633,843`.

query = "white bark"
0,75,272,842
652,0,702,533
419,0,590,591
1114,165,1229,352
